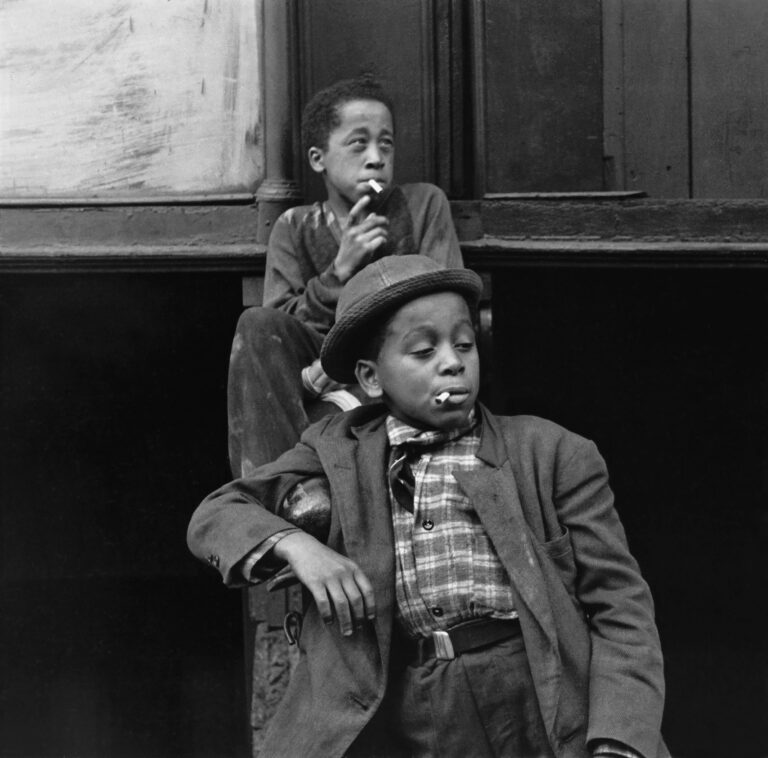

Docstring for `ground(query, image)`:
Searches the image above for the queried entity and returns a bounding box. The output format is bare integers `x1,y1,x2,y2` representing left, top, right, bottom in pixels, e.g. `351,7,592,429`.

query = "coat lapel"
317,418,396,664
457,407,563,733
452,466,558,648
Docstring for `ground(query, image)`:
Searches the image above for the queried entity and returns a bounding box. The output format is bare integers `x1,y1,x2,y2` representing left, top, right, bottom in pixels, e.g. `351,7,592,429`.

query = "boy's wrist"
271,530,317,563
330,257,353,284
239,529,302,582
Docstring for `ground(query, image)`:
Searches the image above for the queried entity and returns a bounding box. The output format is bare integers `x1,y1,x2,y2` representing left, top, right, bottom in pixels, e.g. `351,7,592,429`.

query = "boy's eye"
410,346,434,358
456,340,475,351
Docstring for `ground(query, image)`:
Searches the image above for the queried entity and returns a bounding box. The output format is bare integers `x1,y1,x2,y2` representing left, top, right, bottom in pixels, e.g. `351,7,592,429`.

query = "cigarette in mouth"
435,391,451,405
368,179,383,194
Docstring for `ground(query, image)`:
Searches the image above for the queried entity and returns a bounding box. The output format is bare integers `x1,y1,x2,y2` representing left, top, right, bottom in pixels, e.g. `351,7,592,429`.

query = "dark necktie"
389,447,417,513
388,437,451,513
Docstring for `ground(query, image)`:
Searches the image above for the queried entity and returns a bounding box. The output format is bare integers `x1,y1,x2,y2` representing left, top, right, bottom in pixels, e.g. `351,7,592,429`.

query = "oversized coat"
188,404,668,758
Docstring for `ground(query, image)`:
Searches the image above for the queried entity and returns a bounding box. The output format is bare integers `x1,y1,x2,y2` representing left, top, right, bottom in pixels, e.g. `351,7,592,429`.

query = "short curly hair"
301,75,395,153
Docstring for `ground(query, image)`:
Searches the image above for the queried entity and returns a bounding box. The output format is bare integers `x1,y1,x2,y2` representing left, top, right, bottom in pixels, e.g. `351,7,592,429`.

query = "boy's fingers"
354,569,377,620
355,213,388,231
363,233,388,253
341,576,369,627
369,229,389,244
326,582,354,636
355,227,388,250
357,225,389,244
312,585,333,625
347,194,371,226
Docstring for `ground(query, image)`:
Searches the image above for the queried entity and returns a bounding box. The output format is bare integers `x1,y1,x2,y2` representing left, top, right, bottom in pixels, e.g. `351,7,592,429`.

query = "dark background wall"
2,267,765,757
491,266,767,756
0,274,249,757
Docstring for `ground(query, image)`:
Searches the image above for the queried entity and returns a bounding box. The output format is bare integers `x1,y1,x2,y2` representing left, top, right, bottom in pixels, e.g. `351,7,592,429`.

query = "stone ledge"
5,198,768,272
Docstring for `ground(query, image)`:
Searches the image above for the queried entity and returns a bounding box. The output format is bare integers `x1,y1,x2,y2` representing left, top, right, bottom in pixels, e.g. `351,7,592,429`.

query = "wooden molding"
0,245,266,274
0,203,265,273
4,198,768,273
462,238,768,268
475,198,768,241
468,0,487,198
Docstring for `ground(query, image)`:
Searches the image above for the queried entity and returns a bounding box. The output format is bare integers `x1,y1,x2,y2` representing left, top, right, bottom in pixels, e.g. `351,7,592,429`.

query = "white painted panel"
0,0,262,197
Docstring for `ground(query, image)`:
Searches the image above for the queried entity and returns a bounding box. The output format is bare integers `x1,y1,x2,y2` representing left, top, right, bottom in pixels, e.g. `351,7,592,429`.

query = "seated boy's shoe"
306,384,372,422
592,741,642,758
319,388,362,412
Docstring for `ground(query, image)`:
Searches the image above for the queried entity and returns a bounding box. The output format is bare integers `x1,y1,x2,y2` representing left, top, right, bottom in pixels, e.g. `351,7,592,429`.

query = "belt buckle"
432,630,455,660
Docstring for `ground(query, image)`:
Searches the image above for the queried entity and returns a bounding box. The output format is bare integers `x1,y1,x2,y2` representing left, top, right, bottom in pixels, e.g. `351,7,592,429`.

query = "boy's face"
308,98,394,213
356,292,480,431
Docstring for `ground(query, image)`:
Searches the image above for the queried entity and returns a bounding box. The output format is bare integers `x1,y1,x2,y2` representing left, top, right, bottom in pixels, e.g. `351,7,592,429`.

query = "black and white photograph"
1,2,766,757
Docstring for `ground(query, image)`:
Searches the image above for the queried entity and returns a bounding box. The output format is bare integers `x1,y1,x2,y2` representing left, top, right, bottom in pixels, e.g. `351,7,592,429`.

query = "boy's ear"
307,146,325,174
354,359,383,399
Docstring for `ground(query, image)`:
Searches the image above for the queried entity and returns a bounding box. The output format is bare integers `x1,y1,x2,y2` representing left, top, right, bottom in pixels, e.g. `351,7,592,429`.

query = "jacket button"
422,519,434,530
431,607,444,617
207,554,220,568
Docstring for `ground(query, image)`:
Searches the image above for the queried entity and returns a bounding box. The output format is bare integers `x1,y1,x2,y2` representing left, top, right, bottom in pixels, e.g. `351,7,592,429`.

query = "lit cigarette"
435,391,451,405
368,179,383,194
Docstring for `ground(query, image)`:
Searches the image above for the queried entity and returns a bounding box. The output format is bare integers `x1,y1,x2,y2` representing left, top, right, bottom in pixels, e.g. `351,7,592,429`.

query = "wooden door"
604,0,768,198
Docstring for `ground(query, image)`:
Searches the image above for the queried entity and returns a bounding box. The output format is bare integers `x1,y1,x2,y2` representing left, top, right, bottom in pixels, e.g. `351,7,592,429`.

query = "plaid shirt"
386,410,517,638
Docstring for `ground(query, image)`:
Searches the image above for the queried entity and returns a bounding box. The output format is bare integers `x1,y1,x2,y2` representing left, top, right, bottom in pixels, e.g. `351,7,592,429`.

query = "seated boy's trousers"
227,307,325,478
346,635,556,758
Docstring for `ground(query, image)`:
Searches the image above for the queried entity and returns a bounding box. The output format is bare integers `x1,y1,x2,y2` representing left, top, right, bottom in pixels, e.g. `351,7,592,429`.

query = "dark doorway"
491,267,768,757
0,273,249,758
2,267,766,757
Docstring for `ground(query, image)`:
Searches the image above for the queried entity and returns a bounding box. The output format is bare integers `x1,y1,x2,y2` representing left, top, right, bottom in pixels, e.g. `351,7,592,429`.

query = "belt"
404,617,521,664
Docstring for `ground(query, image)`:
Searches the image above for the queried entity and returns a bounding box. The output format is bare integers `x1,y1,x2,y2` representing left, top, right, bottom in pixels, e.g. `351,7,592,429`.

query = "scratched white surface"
0,0,262,197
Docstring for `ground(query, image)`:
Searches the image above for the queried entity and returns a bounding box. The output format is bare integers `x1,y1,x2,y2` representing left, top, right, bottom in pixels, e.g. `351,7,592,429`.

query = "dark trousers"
348,635,555,758
227,307,325,478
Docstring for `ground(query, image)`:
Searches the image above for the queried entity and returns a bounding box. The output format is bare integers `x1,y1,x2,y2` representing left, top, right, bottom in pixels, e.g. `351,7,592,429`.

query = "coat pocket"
541,527,577,597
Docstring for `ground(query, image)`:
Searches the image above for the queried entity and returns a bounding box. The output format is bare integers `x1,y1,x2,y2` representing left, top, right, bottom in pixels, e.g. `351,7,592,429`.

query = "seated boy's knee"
237,305,293,331
235,307,297,347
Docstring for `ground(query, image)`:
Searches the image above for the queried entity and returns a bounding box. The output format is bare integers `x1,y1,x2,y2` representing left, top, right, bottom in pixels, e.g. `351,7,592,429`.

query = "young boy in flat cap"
189,256,668,758
229,76,463,479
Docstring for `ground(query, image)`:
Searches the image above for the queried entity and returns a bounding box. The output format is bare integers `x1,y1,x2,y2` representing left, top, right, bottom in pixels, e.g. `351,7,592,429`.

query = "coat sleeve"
553,437,665,758
263,208,341,336
187,422,329,586
407,183,464,269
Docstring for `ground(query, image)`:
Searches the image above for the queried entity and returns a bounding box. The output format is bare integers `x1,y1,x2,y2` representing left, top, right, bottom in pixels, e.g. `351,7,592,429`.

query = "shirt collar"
386,407,478,449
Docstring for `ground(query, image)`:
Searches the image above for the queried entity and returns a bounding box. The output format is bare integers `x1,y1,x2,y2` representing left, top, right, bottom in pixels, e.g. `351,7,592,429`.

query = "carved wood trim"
5,199,768,273
468,0,487,198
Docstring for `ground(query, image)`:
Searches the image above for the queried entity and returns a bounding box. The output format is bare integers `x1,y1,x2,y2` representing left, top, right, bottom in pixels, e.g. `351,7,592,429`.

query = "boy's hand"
271,531,377,636
332,195,389,283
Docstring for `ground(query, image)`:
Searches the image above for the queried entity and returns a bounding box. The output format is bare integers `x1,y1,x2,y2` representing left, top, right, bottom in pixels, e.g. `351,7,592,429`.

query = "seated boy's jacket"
188,404,668,758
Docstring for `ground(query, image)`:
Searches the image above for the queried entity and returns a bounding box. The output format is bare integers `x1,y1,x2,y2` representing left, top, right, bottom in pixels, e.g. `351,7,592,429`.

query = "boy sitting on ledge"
228,76,462,479
189,255,668,758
